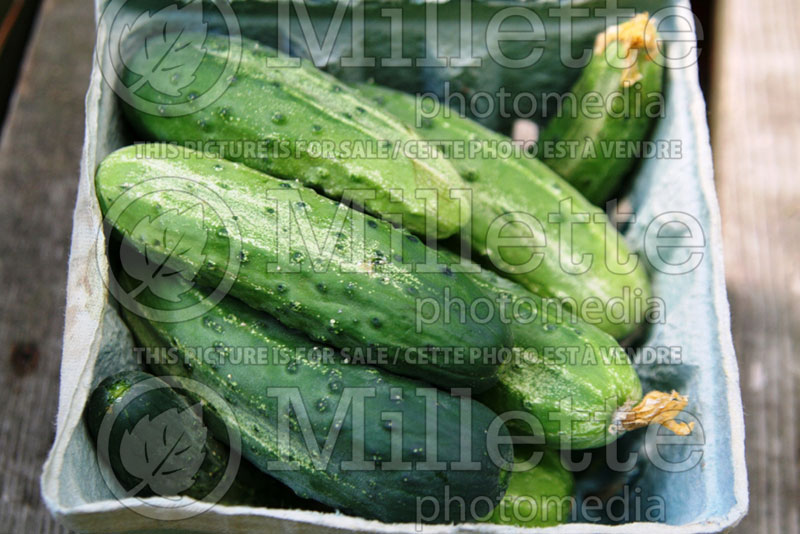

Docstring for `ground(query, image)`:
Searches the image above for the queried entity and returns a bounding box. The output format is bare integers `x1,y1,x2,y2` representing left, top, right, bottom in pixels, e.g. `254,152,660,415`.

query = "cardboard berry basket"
42,0,747,532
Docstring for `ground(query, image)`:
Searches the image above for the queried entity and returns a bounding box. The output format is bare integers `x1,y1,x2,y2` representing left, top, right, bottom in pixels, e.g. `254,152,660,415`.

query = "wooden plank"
0,0,94,529
0,0,43,125
712,0,800,532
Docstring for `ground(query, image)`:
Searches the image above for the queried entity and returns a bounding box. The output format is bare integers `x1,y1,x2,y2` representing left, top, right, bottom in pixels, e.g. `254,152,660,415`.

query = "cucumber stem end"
609,390,694,436
594,13,660,87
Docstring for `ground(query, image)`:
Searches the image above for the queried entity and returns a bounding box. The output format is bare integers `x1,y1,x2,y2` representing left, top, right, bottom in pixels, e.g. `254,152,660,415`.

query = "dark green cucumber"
354,83,652,341
121,32,466,239
95,145,510,391
85,370,302,507
538,14,665,205
482,448,574,527
117,274,512,523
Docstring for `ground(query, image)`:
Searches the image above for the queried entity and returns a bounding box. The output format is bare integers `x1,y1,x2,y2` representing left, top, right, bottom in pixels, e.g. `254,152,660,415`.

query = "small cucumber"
116,272,512,523
355,82,652,340
121,33,466,239
482,448,574,527
85,370,301,507
95,145,510,391
469,268,692,449
538,14,665,205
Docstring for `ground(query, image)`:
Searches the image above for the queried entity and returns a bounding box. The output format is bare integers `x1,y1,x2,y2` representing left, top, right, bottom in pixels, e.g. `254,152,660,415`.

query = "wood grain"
0,0,93,530
713,0,800,533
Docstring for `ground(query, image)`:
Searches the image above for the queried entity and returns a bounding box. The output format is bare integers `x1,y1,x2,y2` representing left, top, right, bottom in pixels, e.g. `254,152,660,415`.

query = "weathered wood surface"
0,0,93,530
713,0,799,533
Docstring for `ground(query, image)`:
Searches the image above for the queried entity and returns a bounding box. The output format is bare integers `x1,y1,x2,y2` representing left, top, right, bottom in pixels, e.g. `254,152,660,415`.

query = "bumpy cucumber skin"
85,371,214,498
469,268,643,450
483,448,574,527
121,33,466,239
355,83,651,341
96,145,510,391
539,40,664,205
85,370,290,506
117,278,511,523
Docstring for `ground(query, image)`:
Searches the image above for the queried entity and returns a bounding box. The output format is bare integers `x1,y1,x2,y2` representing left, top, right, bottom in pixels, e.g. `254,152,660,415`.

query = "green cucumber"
354,83,652,341
95,145,510,391
470,267,641,449
482,448,574,527
116,273,512,523
121,32,466,240
468,267,691,449
85,370,302,507
538,14,665,205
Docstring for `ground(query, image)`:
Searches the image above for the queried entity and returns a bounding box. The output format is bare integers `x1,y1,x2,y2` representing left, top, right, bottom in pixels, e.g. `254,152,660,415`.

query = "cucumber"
95,145,510,391
538,14,665,205
468,268,692,449
120,32,466,240
85,370,302,507
116,272,512,523
482,448,574,527
354,83,651,341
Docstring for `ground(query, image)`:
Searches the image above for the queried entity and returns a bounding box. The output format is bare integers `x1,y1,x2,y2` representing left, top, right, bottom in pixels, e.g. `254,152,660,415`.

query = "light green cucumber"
116,272,511,523
355,82,652,340
468,268,642,449
120,32,466,239
467,267,692,449
538,14,665,205
95,145,510,391
482,448,574,527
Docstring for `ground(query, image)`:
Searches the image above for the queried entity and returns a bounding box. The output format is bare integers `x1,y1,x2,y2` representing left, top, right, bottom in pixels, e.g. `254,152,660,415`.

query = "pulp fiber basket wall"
42,0,748,532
